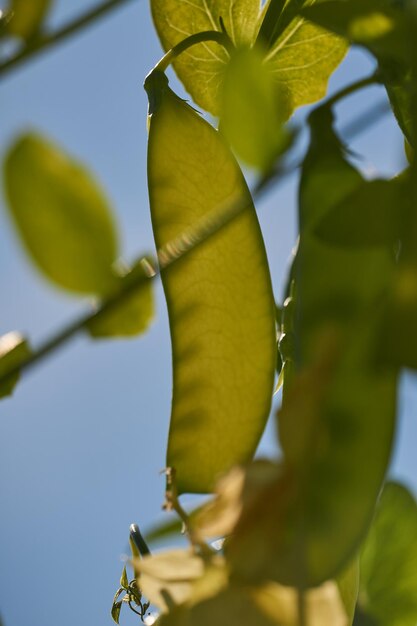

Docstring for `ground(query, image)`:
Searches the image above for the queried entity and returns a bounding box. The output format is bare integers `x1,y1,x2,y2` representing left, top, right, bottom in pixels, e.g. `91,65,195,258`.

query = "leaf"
133,549,208,610
6,0,52,41
86,259,154,339
0,332,31,400
151,0,345,118
150,0,261,115
220,46,292,171
4,133,118,295
302,0,408,63
225,108,398,588
357,482,417,626
120,566,129,591
301,0,413,143
145,72,276,494
262,8,347,117
111,600,123,624
315,178,405,248
336,559,359,626
156,577,348,626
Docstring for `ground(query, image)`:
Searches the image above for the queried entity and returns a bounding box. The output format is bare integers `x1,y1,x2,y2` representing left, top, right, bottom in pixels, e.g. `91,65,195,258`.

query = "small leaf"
6,0,52,41
220,46,292,171
133,549,207,610
111,600,123,625
86,259,154,339
0,332,31,399
120,566,129,591
4,133,119,295
146,73,276,494
357,482,417,626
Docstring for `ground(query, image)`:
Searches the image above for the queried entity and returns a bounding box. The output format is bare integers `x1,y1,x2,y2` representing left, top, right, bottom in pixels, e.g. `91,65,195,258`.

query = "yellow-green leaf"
86,259,154,339
150,0,261,115
263,11,347,116
220,46,291,171
6,0,52,40
146,72,276,494
4,133,119,295
357,482,417,626
0,331,31,399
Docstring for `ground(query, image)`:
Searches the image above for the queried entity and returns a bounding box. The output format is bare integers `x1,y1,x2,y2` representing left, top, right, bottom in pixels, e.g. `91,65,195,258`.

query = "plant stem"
0,0,135,79
297,588,307,626
152,29,234,74
323,72,382,109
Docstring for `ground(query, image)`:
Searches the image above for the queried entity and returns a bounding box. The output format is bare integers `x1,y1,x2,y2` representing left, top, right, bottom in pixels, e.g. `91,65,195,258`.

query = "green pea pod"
145,71,276,494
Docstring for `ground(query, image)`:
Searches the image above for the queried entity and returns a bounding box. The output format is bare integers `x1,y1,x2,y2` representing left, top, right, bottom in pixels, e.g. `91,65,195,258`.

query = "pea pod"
145,71,276,494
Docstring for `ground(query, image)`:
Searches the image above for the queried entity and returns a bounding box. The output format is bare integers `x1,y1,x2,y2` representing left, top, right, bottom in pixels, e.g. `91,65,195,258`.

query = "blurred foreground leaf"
4,133,119,295
6,0,52,41
356,482,417,626
221,46,292,171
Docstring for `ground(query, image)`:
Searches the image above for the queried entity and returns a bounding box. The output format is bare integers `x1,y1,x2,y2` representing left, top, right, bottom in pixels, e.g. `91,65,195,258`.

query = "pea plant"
1,1,417,625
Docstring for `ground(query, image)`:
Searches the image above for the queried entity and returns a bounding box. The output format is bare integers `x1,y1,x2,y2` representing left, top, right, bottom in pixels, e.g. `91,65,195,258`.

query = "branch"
0,0,136,79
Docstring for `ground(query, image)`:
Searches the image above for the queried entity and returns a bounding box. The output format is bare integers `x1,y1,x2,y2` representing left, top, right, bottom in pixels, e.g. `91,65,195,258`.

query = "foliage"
1,1,417,626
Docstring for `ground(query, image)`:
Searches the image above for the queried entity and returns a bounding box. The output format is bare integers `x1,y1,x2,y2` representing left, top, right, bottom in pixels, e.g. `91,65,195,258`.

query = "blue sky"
0,2,416,626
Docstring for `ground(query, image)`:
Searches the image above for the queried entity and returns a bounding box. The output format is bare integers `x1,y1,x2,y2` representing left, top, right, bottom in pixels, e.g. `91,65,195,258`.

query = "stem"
0,0,135,79
152,29,234,74
164,468,211,554
297,588,307,626
323,72,382,109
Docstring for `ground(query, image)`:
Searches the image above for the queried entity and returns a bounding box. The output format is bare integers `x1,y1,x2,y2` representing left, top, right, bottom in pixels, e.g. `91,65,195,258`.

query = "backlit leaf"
145,71,276,494
4,133,118,295
151,0,345,118
150,0,260,115
6,0,52,40
357,482,417,626
263,8,347,116
221,46,291,171
0,332,31,399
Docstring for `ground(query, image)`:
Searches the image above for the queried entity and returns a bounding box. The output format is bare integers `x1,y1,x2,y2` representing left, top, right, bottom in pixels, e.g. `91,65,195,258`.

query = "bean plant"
1,1,417,625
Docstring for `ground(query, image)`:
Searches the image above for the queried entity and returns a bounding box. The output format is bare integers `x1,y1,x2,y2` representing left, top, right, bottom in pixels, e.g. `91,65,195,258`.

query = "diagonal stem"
0,0,135,79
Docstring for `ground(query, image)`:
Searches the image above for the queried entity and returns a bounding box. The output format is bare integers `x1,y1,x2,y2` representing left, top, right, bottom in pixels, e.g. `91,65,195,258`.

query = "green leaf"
145,72,276,494
220,46,292,171
6,0,52,41
315,178,405,248
120,566,129,591
337,559,359,626
150,0,261,115
357,482,417,626
301,0,413,143
4,133,119,295
0,332,31,399
156,574,348,626
86,259,154,339
302,0,408,63
262,8,347,117
111,600,123,625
